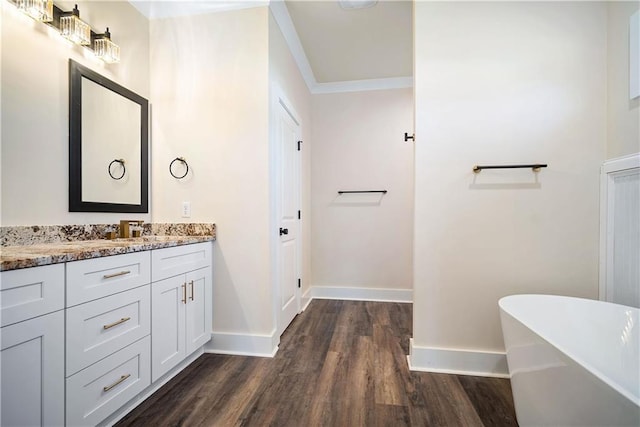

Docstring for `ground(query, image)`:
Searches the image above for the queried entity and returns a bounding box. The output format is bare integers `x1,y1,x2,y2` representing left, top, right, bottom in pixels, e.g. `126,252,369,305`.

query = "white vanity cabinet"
151,243,212,382
0,264,65,427
1,239,213,426
65,252,152,426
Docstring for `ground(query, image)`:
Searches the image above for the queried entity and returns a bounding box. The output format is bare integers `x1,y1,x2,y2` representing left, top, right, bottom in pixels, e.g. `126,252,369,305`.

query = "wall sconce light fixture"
93,28,120,64
60,4,91,46
12,1,120,64
16,0,53,22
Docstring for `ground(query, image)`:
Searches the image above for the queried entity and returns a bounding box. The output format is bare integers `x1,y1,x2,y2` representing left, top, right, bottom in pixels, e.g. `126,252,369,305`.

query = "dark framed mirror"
69,59,149,213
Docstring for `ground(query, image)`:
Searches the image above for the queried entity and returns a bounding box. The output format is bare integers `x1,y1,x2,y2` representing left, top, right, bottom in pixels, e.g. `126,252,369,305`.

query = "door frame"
270,84,303,338
599,152,640,302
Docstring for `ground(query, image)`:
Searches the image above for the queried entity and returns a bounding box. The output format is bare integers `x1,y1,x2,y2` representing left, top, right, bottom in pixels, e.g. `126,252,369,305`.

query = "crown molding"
269,0,412,94
268,0,318,90
312,76,413,94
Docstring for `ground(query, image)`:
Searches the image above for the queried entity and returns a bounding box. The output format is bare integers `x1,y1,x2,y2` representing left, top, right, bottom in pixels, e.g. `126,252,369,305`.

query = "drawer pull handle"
103,270,131,279
103,374,131,392
103,317,131,330
182,283,187,304
189,280,194,301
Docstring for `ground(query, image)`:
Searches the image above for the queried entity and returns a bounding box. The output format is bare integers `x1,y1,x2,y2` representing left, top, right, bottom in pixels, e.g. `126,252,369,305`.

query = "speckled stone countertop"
0,236,214,272
0,223,216,272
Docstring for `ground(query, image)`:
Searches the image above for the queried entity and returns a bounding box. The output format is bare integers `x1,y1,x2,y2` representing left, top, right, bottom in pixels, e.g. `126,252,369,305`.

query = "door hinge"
297,140,302,151
298,210,301,220
298,278,301,288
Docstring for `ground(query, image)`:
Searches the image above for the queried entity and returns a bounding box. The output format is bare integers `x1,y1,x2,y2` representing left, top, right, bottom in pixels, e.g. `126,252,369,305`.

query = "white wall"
311,89,413,294
413,1,606,367
149,8,274,338
268,11,312,298
607,1,640,159
1,0,149,225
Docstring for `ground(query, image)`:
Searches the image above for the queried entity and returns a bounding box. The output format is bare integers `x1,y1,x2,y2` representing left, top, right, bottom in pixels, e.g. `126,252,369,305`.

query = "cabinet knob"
279,227,289,236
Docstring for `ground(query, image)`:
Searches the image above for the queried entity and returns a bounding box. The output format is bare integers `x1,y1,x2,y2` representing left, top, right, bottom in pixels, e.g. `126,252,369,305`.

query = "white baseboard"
205,330,279,357
407,338,509,378
301,288,313,311
204,287,411,357
309,286,412,303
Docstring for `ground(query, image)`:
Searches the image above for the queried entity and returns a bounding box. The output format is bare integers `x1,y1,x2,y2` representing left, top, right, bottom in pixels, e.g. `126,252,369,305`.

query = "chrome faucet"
119,220,144,238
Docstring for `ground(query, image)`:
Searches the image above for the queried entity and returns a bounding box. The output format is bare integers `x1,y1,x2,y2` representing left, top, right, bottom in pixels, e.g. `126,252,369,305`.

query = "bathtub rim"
499,293,640,407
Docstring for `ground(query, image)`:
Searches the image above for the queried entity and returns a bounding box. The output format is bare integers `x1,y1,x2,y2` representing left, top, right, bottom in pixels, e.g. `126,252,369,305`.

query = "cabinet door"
1,264,64,327
1,311,64,426
185,267,212,355
151,275,186,382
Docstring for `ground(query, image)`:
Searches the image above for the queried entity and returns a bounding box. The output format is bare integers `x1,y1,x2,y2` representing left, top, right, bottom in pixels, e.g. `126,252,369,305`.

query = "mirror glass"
69,59,149,212
81,78,141,204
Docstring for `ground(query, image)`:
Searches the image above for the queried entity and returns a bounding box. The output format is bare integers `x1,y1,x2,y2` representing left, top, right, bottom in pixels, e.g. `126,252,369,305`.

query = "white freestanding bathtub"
499,294,639,426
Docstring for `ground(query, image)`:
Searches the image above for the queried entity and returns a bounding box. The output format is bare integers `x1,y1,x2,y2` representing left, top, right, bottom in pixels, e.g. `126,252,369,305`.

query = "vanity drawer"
1,264,64,327
66,336,150,427
67,252,151,306
151,242,211,282
66,285,150,376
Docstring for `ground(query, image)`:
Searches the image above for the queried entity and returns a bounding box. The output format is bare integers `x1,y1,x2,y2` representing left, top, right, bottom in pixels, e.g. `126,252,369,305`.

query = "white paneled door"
276,97,301,336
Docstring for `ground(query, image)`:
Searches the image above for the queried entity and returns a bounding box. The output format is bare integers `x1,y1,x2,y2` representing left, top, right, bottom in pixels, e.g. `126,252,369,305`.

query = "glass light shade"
17,0,53,22
60,15,91,46
94,38,120,64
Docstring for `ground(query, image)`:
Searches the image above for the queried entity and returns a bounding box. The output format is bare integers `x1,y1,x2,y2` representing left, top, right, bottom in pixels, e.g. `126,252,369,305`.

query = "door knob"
279,227,289,236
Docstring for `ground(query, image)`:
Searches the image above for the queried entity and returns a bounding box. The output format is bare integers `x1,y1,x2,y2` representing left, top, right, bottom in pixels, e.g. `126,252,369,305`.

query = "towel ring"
169,157,189,179
108,159,126,180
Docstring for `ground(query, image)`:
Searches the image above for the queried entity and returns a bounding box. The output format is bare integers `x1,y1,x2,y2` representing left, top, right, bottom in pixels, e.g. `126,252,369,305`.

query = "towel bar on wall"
472,164,547,173
338,190,387,194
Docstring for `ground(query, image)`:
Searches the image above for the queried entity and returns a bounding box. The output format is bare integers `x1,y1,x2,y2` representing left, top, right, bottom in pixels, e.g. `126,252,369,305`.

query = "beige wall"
311,89,413,291
268,12,313,297
607,1,640,159
413,2,606,352
1,1,150,226
150,7,272,335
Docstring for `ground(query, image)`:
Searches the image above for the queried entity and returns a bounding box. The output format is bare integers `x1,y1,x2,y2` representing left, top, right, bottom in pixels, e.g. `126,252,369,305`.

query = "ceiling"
284,1,413,83
129,0,413,91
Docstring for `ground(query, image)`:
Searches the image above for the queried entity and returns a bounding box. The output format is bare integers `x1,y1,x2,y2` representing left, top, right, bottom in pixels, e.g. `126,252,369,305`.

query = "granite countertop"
0,235,215,272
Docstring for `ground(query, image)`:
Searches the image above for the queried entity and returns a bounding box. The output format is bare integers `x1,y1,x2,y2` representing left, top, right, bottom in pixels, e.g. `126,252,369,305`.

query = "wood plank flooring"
116,300,518,426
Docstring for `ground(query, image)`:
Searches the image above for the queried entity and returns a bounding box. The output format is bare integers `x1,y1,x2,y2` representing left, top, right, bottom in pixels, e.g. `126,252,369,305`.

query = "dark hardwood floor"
117,300,518,426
